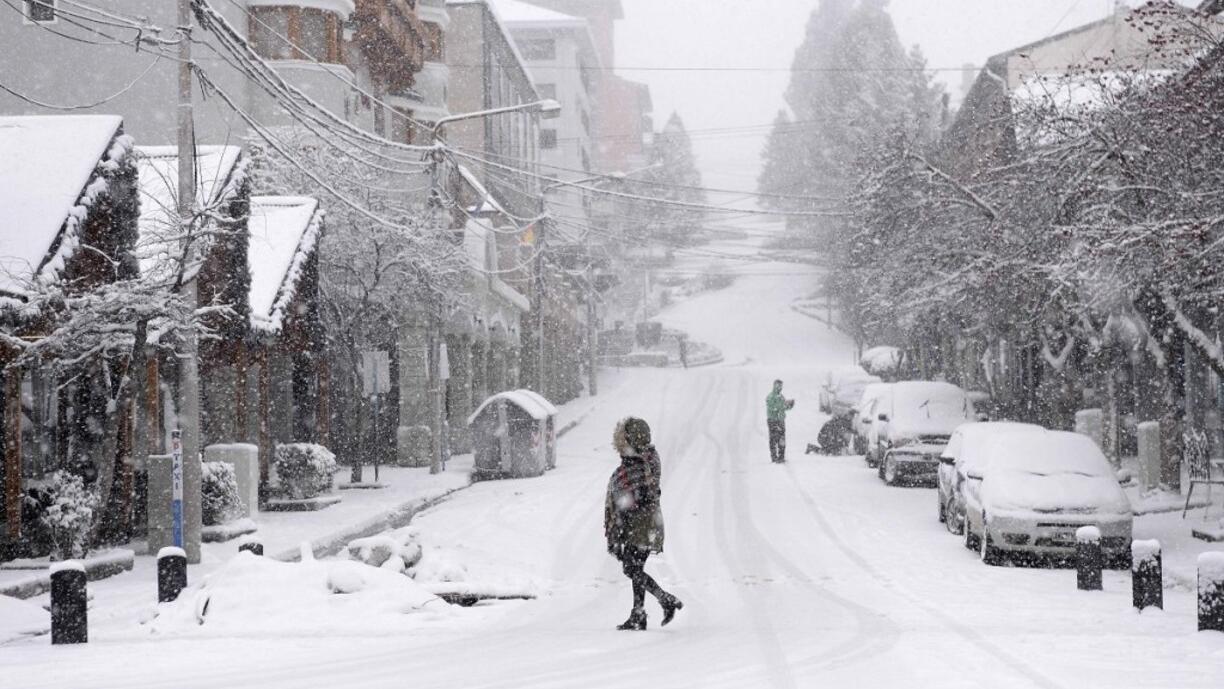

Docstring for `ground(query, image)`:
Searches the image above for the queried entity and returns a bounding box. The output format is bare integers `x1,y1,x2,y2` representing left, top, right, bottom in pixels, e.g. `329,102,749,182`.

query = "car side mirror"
939,456,955,466
878,413,889,422
966,471,983,481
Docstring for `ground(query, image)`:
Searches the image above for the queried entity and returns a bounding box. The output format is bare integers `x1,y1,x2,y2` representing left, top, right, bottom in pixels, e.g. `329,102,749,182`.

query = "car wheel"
946,503,964,536
964,515,979,551
883,456,898,486
980,526,1003,566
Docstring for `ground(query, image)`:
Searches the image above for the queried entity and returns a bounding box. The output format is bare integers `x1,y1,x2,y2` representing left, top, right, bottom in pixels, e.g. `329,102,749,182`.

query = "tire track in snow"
711,369,902,675
782,460,1067,689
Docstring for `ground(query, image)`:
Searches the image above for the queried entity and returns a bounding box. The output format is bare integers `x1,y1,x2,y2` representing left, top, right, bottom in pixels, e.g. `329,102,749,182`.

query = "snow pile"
1200,552,1224,582
146,552,448,638
1131,539,1161,563
347,526,423,573
1075,525,1101,543
0,594,50,642
860,346,902,375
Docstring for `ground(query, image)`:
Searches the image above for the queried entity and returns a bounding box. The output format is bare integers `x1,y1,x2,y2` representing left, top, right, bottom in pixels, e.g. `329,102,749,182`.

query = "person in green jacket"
766,380,795,463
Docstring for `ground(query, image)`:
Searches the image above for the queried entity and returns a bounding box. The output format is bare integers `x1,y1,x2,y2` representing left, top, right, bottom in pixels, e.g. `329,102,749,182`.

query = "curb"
0,549,135,600
270,487,471,563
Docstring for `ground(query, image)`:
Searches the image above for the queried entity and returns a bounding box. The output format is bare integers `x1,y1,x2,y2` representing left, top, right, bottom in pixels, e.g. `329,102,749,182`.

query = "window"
540,129,558,149
424,22,445,62
297,9,332,63
249,7,342,63
25,0,55,22
536,83,557,100
520,39,556,61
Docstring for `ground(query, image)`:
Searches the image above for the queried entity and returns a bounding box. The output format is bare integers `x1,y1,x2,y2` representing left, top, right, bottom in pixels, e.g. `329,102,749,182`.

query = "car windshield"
893,385,968,421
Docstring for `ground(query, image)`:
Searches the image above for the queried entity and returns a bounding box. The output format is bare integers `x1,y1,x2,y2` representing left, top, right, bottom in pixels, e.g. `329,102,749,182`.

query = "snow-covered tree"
248,128,465,465
633,113,706,248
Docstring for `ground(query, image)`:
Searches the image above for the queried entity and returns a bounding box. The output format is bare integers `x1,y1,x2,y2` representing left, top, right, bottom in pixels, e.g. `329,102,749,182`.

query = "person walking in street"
605,417,683,631
766,379,795,463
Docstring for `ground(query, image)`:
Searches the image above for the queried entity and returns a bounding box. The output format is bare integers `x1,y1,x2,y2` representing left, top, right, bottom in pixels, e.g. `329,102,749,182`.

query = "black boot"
616,608,647,631
660,594,684,627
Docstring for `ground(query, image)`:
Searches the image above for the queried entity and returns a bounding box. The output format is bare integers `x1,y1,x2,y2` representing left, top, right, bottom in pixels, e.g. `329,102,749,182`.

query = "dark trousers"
768,421,786,462
620,546,667,610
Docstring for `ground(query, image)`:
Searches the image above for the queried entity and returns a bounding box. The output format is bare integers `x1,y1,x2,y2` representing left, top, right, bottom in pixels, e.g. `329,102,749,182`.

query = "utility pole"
586,264,598,396
534,217,547,397
174,0,202,564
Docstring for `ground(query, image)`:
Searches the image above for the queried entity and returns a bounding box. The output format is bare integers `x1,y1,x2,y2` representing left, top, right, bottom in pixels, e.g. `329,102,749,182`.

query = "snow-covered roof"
0,115,126,297
135,145,246,282
248,196,324,334
489,0,582,25
469,389,558,424
248,0,354,16
458,164,510,217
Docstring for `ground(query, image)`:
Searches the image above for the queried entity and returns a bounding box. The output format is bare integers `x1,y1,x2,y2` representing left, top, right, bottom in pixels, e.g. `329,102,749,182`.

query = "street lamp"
422,99,562,471
430,99,562,137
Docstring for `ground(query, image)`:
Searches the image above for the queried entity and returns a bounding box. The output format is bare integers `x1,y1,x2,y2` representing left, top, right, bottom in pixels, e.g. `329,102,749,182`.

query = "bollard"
50,561,88,645
1131,540,1162,611
1076,526,1103,591
238,538,263,557
1199,552,1224,632
157,546,188,603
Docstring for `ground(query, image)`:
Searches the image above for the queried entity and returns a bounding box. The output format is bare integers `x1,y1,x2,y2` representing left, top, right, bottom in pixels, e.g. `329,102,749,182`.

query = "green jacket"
766,390,790,422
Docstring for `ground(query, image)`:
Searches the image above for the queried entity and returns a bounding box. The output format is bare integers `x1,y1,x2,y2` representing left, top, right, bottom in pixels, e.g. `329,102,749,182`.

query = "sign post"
170,429,184,548
361,351,392,484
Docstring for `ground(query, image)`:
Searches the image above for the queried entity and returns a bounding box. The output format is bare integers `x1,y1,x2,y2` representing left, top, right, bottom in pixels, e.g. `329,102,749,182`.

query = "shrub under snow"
201,461,242,526
40,470,100,561
274,443,339,499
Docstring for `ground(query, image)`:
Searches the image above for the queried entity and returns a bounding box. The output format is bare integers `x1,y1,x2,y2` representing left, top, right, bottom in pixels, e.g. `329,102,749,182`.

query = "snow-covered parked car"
962,431,1133,567
818,366,881,417
867,381,976,482
852,382,892,456
938,422,1045,535
859,346,903,378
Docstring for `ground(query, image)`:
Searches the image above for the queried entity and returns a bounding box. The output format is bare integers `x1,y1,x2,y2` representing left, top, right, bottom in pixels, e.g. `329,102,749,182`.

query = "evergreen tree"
757,110,805,211
636,112,706,247
762,0,942,232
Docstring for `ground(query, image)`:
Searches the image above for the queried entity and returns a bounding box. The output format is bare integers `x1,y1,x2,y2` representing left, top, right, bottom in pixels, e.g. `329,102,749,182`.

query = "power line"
0,55,162,111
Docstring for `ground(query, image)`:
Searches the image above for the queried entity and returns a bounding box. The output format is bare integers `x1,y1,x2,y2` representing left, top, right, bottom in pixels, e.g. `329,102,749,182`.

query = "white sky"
614,0,1199,195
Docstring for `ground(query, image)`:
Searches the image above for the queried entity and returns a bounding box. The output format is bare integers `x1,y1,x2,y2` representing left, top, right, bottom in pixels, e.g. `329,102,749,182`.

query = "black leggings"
620,547,667,610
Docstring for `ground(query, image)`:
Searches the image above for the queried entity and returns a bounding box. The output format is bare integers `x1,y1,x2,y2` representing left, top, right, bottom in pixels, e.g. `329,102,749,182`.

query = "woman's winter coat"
605,446,664,554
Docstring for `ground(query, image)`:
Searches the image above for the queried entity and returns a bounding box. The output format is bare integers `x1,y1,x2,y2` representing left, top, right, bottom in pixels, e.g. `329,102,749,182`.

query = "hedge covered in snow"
274,443,339,499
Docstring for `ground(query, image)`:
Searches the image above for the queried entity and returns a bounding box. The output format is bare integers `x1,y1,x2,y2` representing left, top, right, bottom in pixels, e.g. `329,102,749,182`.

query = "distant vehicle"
860,346,903,378
818,366,882,417
867,381,976,484
852,382,892,457
938,422,1045,535
962,431,1133,567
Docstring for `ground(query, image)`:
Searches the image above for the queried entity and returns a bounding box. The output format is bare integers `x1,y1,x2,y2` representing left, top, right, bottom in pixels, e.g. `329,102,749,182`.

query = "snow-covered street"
4,236,1222,689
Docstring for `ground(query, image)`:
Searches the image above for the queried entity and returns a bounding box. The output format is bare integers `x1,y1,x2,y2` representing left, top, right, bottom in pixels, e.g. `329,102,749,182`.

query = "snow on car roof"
987,431,1112,477
0,115,124,295
943,421,1045,460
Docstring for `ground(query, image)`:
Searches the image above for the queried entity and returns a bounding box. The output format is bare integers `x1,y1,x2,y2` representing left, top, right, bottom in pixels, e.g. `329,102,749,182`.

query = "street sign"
170,429,184,549
361,350,391,399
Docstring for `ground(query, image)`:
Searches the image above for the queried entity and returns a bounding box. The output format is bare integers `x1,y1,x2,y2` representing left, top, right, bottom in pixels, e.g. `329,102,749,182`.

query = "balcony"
417,0,450,30
411,61,450,124
353,0,425,92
